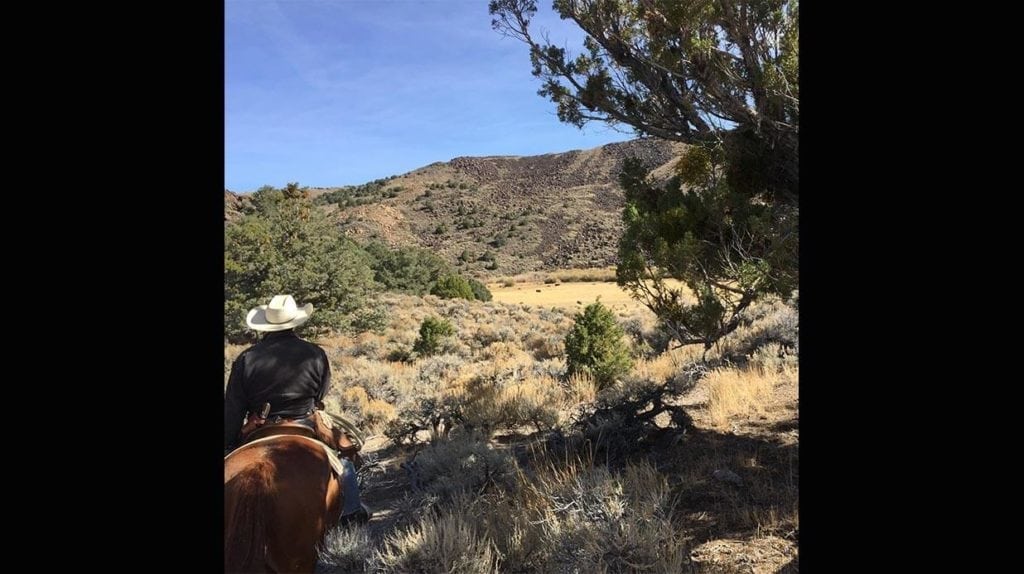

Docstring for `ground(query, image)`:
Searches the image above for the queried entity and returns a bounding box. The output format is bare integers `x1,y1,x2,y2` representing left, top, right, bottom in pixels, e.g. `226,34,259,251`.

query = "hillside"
226,138,686,274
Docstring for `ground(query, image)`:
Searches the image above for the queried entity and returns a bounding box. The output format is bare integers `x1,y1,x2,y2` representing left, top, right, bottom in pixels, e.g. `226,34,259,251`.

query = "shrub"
364,242,452,295
449,374,503,436
350,304,389,334
318,524,375,573
564,302,634,389
385,393,463,444
467,278,492,301
498,377,563,432
363,399,397,433
413,316,456,356
224,183,376,343
408,435,516,499
375,501,499,573
430,275,474,300
715,294,799,361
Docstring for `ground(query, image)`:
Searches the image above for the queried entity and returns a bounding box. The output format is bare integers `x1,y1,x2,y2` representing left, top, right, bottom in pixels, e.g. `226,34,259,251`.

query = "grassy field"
490,280,648,313
489,271,690,314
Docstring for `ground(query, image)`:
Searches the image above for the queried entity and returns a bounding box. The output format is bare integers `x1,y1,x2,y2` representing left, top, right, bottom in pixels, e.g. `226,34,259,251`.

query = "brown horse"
224,435,344,573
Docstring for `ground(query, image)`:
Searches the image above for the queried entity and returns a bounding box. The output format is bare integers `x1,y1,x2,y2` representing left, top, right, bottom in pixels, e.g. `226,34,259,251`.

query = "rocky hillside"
227,138,686,275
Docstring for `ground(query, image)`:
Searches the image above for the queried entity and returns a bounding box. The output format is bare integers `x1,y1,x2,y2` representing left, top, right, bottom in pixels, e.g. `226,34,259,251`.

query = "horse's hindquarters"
225,436,343,573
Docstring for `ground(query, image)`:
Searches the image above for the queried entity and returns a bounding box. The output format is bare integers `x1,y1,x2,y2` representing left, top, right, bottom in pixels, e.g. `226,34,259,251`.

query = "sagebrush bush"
385,394,465,444
564,302,634,389
317,525,375,573
350,304,389,334
414,353,465,389
524,332,562,360
716,294,799,361
497,376,564,432
375,500,499,574
409,434,516,499
484,455,690,572
333,385,397,434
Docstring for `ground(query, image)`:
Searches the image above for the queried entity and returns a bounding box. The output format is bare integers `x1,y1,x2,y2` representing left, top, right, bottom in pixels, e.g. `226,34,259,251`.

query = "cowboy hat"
245,295,314,331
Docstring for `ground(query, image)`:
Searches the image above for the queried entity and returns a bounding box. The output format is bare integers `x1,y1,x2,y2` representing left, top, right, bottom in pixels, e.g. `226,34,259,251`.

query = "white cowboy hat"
245,295,314,332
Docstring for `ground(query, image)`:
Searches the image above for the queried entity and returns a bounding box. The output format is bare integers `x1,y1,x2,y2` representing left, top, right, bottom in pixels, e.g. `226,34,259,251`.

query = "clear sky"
226,0,636,192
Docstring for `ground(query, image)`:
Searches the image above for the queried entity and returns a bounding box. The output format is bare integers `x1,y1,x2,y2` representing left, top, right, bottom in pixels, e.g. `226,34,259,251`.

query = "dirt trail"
353,436,416,540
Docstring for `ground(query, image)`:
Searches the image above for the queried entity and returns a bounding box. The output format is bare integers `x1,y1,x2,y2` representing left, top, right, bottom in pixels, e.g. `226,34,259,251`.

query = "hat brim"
245,303,314,332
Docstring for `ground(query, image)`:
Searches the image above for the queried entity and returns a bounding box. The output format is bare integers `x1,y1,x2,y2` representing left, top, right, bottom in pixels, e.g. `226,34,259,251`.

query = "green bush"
413,316,456,356
364,242,451,295
564,302,634,389
467,278,492,302
430,274,475,300
224,183,376,343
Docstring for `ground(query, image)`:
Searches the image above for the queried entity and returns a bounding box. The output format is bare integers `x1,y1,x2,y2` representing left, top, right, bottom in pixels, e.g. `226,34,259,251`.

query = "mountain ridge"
226,138,687,275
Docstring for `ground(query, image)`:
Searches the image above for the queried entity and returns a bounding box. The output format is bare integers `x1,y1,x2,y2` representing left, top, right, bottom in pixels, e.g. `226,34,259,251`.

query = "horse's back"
225,435,344,573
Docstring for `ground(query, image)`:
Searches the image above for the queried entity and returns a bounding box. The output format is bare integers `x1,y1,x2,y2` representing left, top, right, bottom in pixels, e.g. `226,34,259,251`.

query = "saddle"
239,408,363,468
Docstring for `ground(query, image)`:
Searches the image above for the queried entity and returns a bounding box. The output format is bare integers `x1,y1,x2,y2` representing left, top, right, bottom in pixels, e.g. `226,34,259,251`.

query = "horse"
224,434,344,573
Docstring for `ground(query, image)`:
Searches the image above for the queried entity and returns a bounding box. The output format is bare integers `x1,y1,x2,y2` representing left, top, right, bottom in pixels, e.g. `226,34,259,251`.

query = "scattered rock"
712,468,743,486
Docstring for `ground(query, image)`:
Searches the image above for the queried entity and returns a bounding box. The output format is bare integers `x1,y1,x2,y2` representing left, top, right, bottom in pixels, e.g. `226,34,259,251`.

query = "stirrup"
338,504,372,527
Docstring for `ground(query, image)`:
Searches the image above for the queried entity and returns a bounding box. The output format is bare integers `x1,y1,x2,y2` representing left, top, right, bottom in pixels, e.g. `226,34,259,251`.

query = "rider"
224,294,370,525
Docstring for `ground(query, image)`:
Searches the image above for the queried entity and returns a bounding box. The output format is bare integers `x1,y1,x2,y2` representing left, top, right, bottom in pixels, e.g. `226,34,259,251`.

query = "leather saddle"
240,411,362,468
244,421,317,443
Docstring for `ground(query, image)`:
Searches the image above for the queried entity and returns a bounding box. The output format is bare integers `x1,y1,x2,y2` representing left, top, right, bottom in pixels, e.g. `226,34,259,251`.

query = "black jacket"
224,330,331,449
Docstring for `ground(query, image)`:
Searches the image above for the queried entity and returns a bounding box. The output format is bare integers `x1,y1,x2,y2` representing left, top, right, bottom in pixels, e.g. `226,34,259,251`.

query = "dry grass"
489,275,691,317
494,266,619,285
704,364,796,431
490,280,651,313
631,349,688,385
566,372,598,404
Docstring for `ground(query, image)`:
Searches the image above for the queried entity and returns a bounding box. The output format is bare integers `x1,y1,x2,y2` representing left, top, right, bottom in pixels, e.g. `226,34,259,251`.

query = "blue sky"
226,0,636,192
